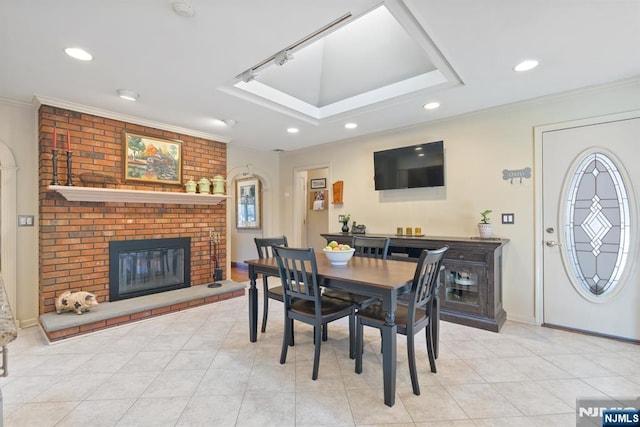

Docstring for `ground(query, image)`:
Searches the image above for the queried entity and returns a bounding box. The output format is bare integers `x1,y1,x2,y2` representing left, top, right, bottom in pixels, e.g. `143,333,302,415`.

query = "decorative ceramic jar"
211,174,226,195
197,177,211,194
185,179,197,194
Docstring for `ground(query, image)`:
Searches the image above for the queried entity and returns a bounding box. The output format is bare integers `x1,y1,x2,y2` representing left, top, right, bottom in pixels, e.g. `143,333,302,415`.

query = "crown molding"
0,96,35,110
32,95,231,143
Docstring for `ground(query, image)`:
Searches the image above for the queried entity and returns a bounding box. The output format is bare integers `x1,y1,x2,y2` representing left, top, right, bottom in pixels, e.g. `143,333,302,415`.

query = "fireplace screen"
109,237,191,301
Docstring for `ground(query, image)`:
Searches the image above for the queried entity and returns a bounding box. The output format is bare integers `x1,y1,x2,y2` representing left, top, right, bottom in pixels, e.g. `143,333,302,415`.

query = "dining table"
245,253,419,407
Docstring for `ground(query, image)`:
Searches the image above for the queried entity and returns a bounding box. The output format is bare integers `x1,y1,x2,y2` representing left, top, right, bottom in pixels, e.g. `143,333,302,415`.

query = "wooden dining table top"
245,253,417,293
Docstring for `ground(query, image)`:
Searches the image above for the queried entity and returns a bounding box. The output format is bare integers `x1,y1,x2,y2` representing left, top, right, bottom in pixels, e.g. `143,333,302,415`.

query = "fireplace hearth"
109,237,191,301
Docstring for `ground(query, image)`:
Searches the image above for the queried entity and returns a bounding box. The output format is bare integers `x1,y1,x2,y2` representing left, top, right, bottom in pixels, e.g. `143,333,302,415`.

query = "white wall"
0,99,39,327
227,145,281,267
277,78,640,324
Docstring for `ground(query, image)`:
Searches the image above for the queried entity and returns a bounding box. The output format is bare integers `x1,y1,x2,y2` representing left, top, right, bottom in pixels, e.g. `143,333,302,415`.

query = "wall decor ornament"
502,167,531,184
124,131,182,184
236,177,261,229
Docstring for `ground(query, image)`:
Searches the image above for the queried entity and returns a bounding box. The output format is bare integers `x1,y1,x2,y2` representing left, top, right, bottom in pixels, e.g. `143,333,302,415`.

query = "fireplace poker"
207,228,222,288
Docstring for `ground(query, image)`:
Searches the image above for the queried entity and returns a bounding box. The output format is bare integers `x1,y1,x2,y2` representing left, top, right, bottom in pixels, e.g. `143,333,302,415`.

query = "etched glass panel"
565,153,630,296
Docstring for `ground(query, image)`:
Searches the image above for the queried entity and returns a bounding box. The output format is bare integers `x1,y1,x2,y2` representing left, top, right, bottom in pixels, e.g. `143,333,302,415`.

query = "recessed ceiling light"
345,122,358,129
64,47,93,61
117,89,139,101
172,1,195,17
212,118,237,127
287,127,299,134
514,59,539,72
423,102,440,110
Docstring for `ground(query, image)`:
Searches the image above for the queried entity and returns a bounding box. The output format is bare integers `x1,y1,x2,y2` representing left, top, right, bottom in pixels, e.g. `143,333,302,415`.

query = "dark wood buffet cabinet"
321,233,509,332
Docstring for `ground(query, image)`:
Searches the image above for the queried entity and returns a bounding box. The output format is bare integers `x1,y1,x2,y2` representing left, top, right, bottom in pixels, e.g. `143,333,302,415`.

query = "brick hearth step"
39,280,247,341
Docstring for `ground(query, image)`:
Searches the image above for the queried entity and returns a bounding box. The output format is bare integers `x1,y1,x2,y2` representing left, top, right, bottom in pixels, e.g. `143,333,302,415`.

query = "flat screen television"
374,140,444,190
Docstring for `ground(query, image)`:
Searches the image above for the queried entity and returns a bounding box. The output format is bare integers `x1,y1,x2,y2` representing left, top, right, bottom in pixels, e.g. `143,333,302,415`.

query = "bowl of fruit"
323,241,356,265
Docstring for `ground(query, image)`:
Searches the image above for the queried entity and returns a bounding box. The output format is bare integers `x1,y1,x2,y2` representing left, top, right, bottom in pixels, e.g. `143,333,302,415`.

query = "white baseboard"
505,313,539,325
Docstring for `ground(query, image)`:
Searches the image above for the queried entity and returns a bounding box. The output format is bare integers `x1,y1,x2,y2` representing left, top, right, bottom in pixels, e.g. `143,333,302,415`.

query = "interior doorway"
293,164,329,250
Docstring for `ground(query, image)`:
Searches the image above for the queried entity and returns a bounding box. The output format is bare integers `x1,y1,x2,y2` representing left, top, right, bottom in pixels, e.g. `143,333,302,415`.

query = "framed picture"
310,178,326,189
236,177,261,229
124,131,182,184
310,190,327,210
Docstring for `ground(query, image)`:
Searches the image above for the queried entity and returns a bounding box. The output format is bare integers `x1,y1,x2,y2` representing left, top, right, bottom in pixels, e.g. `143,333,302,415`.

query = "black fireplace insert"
109,237,191,301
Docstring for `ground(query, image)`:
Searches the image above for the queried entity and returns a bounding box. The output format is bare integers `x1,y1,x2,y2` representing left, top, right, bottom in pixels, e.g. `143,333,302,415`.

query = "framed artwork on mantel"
123,131,182,185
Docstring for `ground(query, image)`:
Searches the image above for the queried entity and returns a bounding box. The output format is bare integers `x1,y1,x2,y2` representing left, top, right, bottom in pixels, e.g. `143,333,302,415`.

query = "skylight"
225,4,460,121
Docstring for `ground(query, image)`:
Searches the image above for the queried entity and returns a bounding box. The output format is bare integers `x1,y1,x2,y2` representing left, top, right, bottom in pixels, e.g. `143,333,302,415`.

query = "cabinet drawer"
445,250,485,262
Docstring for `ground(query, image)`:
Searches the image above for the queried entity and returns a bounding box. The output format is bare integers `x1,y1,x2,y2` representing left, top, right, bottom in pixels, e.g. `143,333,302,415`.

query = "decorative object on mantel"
55,290,98,315
503,167,531,184
198,177,211,194
65,130,74,186
478,209,493,238
51,128,60,185
185,179,197,193
211,174,226,195
332,180,344,204
341,213,351,233
79,173,119,187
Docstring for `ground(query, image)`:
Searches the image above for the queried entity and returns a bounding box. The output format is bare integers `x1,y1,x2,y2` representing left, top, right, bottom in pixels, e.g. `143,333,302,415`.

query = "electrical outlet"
338,214,345,223
501,213,515,224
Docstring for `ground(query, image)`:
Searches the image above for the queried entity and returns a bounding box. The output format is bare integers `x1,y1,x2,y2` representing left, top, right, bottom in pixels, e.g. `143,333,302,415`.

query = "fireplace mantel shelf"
48,185,230,205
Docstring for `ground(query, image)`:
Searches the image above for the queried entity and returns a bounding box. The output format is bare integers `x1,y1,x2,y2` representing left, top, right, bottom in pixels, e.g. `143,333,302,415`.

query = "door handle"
545,240,562,247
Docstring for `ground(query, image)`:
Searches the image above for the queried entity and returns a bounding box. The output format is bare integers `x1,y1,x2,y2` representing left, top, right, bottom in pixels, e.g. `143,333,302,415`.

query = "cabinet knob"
458,254,464,259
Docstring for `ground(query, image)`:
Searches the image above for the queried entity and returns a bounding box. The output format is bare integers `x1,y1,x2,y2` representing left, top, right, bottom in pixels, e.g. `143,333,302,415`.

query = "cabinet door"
439,261,487,316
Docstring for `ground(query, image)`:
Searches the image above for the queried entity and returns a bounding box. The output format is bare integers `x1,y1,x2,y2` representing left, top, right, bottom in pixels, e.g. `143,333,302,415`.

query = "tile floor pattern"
2,290,639,426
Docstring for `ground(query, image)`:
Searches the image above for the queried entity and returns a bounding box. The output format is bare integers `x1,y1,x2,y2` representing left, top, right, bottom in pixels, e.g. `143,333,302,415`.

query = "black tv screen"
374,141,444,190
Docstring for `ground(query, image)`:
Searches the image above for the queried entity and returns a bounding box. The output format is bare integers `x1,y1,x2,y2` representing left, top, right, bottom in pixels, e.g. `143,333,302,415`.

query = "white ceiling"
1,0,639,152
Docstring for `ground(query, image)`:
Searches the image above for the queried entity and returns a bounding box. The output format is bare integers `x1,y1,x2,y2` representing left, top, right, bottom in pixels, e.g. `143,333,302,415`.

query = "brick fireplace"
38,105,231,325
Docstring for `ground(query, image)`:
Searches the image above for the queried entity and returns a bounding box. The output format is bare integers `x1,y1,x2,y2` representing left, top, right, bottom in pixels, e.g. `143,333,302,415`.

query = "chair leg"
322,324,328,341
426,323,437,373
407,333,420,396
260,276,269,333
289,319,295,346
348,311,355,359
280,315,291,364
355,319,364,374
312,324,322,380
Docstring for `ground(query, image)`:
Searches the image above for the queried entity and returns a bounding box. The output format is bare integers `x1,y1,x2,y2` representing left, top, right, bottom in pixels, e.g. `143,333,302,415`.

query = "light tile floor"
2,292,639,426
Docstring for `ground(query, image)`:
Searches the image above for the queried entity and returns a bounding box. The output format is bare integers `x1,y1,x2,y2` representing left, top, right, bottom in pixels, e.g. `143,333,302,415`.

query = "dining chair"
355,246,448,396
272,245,356,380
254,236,288,334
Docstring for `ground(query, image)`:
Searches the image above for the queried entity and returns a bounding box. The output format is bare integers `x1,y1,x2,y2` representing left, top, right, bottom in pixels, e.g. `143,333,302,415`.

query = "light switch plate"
18,215,35,226
501,213,515,224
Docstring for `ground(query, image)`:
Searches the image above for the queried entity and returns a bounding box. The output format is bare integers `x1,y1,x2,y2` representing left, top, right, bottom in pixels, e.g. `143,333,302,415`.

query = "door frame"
292,163,331,248
533,109,640,325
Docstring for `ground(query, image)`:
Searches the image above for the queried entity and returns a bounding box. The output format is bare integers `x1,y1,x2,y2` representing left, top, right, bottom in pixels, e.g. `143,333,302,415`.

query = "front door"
542,115,640,341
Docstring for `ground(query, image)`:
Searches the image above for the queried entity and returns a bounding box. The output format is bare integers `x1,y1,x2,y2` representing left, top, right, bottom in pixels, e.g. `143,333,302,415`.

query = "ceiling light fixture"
287,127,299,134
64,47,93,61
212,118,237,127
117,89,139,101
172,1,195,17
345,123,358,129
273,50,294,66
514,59,539,72
423,102,440,110
239,69,258,83
235,13,351,82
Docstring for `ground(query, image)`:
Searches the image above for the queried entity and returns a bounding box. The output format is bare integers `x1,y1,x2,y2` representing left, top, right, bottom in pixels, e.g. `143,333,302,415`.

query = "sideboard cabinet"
321,233,509,332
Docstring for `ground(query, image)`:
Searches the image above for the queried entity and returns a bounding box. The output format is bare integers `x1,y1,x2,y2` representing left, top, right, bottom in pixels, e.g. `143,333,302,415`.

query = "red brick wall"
38,105,227,315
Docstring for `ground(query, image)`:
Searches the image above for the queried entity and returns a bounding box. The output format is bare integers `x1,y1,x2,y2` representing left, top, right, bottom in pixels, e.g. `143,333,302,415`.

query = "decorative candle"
53,128,57,149
66,130,71,151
